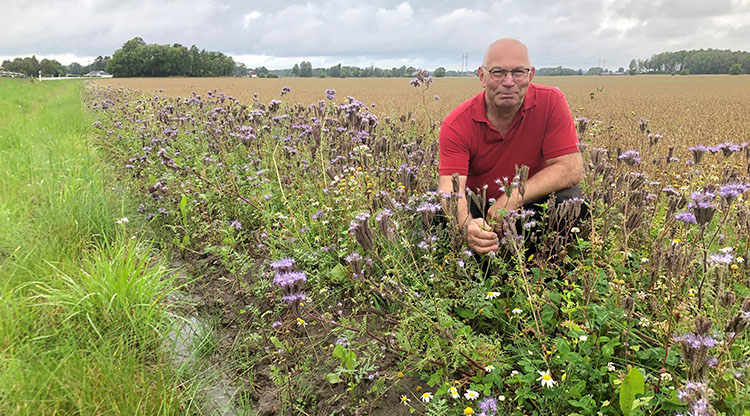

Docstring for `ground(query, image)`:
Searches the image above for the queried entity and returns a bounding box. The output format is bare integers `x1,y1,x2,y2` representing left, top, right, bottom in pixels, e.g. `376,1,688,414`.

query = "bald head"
482,38,531,68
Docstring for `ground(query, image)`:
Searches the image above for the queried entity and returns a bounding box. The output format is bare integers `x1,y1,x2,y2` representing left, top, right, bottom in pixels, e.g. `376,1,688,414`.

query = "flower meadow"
85,75,750,416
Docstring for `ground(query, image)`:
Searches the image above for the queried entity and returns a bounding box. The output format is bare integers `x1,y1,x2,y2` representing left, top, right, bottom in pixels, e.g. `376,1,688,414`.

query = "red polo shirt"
438,83,579,200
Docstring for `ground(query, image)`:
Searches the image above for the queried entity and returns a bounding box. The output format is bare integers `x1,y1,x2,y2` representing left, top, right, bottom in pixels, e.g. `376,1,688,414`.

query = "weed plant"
85,76,750,416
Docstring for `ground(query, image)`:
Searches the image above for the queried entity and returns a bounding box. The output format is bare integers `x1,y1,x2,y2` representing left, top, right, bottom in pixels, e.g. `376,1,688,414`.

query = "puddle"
166,289,249,415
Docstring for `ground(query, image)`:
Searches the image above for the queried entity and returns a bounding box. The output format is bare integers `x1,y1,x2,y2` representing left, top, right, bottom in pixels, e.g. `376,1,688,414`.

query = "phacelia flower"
325,89,336,100
479,397,498,415
618,149,641,166
689,190,717,226
675,211,697,224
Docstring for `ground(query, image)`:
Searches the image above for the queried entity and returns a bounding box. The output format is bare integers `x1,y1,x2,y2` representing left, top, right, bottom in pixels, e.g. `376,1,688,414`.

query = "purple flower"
618,150,641,166
325,89,336,100
718,182,748,203
708,251,734,265
280,86,291,96
230,219,242,230
675,211,697,224
479,397,497,415
410,69,433,88
272,321,282,328
689,191,717,225
270,258,296,273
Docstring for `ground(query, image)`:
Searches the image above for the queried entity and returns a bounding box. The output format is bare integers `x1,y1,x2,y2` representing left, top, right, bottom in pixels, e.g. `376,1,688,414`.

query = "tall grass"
0,79,193,415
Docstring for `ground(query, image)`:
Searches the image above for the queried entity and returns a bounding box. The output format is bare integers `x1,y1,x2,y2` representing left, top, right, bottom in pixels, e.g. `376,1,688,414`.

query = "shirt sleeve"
438,123,470,176
541,92,579,160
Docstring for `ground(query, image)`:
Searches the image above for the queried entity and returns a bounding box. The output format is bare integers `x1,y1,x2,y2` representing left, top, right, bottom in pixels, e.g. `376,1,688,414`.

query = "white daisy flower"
537,370,556,388
512,308,523,315
485,291,499,300
484,364,495,372
420,392,433,403
448,386,460,399
464,390,479,400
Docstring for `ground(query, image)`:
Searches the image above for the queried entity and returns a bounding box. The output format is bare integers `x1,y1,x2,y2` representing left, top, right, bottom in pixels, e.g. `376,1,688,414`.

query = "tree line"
4,42,747,78
1,55,109,77
106,37,237,77
628,49,748,75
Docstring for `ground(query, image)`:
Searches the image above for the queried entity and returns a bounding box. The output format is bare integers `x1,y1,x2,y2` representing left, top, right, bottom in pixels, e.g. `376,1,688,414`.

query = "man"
438,38,583,255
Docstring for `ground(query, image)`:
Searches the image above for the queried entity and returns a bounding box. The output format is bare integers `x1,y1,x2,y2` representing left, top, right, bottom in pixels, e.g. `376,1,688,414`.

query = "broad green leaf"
270,336,284,350
619,367,645,416
331,264,347,282
326,373,342,384
332,344,345,360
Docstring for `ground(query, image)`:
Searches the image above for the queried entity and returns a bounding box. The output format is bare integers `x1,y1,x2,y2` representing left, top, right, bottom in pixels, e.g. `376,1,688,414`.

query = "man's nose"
501,72,516,86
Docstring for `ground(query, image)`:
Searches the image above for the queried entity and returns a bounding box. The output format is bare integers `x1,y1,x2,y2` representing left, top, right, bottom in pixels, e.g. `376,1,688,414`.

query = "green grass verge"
0,79,193,415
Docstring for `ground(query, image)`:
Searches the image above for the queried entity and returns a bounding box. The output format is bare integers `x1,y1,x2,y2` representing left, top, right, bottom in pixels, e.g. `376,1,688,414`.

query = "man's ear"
478,66,487,88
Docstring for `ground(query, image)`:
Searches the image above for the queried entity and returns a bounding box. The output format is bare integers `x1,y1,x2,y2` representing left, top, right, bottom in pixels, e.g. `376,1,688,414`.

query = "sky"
1,0,749,71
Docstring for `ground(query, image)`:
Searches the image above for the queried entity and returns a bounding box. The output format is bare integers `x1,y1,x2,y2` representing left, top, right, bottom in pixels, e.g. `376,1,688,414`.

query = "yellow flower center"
543,374,552,381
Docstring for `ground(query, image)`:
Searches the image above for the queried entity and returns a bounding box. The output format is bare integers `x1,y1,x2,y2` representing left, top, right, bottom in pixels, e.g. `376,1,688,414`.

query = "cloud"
1,0,749,70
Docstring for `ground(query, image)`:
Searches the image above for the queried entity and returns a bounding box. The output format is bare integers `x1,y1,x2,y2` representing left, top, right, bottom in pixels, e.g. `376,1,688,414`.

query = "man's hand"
464,217,499,255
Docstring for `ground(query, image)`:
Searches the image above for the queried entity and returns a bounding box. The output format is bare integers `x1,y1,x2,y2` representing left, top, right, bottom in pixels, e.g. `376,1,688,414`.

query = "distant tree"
3,56,40,76
328,63,341,77
617,67,625,73
266,73,278,78
291,63,300,77
107,38,232,77
233,62,249,77
299,61,313,77
434,67,446,77
67,62,83,75
586,67,604,76
729,63,743,75
577,69,583,76
40,58,65,76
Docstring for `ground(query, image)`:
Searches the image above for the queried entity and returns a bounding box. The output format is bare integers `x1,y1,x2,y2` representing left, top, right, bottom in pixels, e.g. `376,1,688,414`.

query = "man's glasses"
484,67,531,81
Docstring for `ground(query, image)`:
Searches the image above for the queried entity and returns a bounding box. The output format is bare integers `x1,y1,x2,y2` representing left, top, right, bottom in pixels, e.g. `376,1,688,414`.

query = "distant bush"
729,63,743,75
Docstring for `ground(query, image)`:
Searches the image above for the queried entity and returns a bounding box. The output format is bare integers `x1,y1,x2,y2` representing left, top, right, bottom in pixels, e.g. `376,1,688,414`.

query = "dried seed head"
719,291,736,308
694,316,712,336
622,296,635,314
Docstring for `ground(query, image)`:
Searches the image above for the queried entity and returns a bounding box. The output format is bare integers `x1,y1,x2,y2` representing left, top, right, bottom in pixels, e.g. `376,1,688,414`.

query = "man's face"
479,45,535,112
